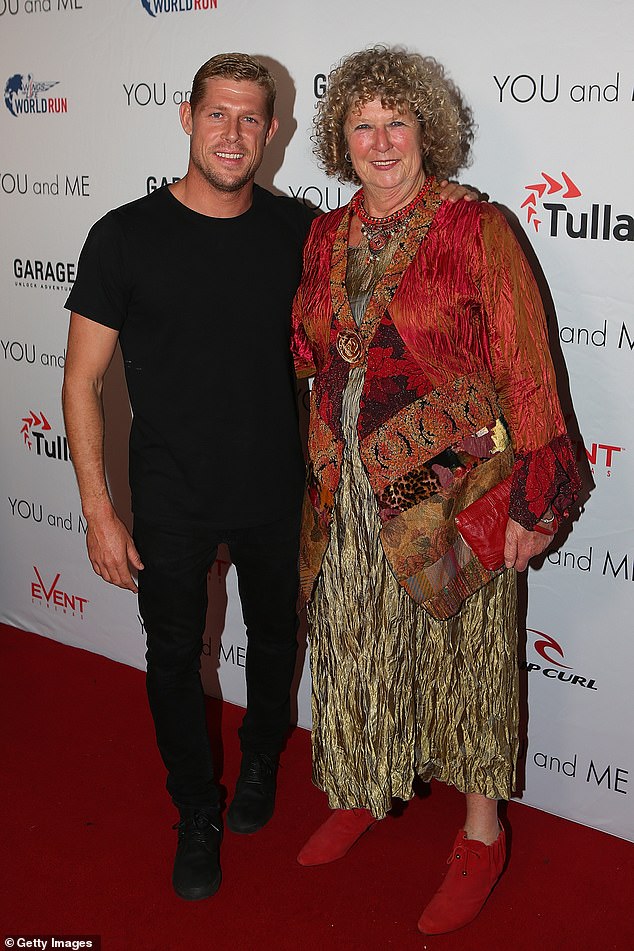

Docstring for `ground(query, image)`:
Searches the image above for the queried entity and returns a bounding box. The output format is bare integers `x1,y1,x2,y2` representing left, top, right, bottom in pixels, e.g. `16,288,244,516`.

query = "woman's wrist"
534,509,558,536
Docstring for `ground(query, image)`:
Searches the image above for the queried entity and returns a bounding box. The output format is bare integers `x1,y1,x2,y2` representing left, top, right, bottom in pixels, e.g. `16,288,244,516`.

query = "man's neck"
169,170,255,218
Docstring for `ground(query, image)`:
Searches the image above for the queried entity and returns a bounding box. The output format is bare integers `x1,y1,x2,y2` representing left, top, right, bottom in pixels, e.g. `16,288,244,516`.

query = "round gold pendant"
336,329,363,364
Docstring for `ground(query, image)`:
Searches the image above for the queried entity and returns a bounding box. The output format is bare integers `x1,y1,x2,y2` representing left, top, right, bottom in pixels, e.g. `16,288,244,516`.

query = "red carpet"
1,623,631,951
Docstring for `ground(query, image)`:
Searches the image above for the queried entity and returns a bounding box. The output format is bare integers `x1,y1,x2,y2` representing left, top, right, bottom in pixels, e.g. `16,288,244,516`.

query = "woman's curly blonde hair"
313,46,475,185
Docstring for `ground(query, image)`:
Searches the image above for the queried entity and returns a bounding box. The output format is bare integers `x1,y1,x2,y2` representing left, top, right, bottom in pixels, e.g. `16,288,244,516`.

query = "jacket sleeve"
290,284,316,379
477,206,580,529
290,223,317,380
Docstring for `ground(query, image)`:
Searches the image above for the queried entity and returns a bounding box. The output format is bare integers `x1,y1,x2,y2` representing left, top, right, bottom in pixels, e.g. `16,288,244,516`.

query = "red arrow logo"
561,171,581,198
541,172,563,194
19,409,53,448
521,172,582,231
526,182,547,197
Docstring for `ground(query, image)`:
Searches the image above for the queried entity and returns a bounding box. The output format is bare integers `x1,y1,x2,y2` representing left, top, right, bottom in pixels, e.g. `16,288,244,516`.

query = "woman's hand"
504,518,553,572
438,179,483,202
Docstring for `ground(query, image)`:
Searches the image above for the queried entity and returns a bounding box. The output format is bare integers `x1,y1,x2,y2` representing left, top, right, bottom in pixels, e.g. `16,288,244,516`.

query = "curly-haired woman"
291,46,580,934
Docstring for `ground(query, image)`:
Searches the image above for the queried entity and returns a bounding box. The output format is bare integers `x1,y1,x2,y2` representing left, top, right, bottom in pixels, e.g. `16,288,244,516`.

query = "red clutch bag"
454,475,513,571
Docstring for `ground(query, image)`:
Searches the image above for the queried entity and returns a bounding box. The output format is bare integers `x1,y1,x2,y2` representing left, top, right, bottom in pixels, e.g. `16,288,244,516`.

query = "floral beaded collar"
350,177,435,260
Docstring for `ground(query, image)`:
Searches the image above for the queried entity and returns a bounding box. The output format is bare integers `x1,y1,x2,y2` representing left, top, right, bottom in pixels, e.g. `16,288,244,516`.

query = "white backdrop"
1,0,632,842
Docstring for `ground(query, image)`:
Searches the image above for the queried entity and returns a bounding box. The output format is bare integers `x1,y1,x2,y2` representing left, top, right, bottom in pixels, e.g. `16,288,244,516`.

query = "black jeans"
134,511,300,812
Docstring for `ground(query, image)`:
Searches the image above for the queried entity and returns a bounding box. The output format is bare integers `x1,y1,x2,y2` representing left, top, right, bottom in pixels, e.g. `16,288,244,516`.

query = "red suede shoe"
417,826,506,934
297,808,377,866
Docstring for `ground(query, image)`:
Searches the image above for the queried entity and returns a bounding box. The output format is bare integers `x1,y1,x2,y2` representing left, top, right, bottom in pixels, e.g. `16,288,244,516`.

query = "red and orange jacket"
291,181,580,618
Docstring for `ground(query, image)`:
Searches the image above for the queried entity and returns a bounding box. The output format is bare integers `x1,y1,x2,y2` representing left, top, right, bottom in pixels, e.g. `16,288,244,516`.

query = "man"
62,53,314,902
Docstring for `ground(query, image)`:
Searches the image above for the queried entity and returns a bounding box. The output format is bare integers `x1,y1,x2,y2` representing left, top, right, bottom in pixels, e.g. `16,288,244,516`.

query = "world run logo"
4,73,67,116
521,171,634,241
20,409,70,461
140,0,217,15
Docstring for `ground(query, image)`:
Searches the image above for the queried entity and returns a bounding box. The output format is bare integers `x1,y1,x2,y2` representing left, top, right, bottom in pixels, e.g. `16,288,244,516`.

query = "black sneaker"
227,752,279,834
172,811,222,900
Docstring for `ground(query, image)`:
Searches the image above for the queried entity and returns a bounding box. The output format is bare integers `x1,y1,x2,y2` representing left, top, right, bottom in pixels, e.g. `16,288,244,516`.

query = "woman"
291,46,580,935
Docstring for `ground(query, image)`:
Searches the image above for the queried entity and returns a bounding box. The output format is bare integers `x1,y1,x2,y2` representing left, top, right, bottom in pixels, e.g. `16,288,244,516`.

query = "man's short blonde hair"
189,53,276,121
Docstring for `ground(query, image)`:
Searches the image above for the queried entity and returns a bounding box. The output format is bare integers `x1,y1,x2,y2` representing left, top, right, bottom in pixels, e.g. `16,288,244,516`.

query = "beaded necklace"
351,176,434,258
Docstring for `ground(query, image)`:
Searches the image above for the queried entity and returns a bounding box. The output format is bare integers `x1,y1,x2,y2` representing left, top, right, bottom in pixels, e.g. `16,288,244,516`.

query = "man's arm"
62,312,143,592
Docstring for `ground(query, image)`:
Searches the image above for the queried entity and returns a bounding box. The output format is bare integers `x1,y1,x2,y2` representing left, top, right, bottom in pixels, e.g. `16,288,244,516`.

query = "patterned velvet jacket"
291,181,580,619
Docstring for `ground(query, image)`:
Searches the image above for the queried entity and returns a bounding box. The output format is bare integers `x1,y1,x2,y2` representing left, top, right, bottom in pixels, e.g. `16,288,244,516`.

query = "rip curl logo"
140,0,217,15
521,171,581,232
521,629,598,691
532,631,571,669
20,409,51,449
4,73,68,116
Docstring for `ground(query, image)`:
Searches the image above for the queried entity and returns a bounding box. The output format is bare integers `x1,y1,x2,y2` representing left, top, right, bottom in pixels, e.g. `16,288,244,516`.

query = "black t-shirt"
66,185,314,528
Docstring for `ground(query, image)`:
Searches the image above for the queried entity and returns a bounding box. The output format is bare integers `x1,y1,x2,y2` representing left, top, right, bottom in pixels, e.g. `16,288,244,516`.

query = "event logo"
521,629,598,690
140,0,217,16
20,409,70,461
521,171,633,241
31,565,88,617
569,433,624,478
4,73,68,116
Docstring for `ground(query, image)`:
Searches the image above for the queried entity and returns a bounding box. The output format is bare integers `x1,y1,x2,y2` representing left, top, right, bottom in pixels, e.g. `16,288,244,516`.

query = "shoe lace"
173,813,220,844
447,839,481,877
242,753,277,784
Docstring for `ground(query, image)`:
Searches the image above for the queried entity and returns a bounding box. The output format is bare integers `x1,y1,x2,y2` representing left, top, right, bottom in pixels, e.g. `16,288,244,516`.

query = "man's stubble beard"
191,153,256,194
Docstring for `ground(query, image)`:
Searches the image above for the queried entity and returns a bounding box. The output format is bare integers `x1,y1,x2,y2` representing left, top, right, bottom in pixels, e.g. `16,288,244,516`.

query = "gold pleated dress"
307,234,519,820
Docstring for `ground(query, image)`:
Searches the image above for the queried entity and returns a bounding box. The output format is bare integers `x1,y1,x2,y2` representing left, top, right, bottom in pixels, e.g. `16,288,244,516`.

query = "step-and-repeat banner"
1,0,632,841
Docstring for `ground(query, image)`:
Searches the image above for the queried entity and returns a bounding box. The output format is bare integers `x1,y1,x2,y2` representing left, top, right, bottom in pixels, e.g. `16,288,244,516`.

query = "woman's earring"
344,151,351,162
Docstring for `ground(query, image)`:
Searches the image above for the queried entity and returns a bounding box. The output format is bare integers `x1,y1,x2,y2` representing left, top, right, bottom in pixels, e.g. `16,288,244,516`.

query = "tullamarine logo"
521,629,598,691
31,565,88,617
20,409,70,461
520,171,633,241
4,73,68,117
140,0,217,16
